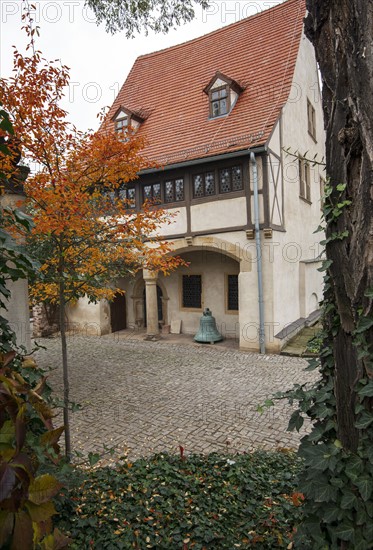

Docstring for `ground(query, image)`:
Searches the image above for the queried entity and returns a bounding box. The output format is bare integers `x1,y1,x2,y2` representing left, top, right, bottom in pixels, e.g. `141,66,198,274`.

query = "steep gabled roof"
107,0,306,167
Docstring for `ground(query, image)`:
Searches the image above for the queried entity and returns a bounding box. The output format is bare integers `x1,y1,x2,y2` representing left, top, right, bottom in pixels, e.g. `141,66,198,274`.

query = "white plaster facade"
68,16,325,353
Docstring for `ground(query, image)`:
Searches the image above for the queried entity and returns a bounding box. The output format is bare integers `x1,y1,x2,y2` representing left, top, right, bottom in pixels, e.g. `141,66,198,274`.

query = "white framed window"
307,99,316,141
204,72,243,119
115,116,128,136
299,157,311,202
210,86,229,117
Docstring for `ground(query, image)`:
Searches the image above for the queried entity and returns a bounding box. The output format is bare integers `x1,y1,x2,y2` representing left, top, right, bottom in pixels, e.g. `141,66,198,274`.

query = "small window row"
143,178,184,205
105,187,136,209
104,164,244,209
143,164,243,204
193,165,243,198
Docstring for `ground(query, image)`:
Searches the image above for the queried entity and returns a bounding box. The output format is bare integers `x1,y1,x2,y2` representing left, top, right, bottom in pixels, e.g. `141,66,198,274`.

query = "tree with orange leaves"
0,8,182,459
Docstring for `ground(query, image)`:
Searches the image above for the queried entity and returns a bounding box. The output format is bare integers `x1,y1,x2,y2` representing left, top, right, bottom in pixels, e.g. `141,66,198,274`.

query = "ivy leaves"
56,451,306,549
272,172,373,548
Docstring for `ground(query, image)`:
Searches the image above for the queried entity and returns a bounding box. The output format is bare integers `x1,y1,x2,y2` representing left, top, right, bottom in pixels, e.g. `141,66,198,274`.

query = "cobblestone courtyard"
35,334,318,460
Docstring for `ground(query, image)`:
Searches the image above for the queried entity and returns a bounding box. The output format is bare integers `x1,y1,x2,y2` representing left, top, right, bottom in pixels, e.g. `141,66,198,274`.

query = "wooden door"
110,293,127,332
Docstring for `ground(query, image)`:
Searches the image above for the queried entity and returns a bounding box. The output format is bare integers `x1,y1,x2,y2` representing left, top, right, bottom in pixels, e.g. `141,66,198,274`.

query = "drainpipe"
250,152,266,354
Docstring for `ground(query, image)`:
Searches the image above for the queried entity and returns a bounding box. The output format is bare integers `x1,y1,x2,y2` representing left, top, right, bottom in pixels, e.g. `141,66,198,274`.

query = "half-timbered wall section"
266,121,285,231
268,29,325,335
134,153,266,239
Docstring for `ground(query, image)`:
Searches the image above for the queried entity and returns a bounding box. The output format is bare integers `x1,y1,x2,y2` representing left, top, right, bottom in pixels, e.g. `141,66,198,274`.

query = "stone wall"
32,303,59,338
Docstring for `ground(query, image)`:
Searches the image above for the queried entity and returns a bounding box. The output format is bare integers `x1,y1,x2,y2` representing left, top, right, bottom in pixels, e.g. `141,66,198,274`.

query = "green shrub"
0,122,68,547
306,331,323,355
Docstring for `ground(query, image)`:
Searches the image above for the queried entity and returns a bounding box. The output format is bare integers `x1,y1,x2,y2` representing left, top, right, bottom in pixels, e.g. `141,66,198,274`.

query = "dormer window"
204,71,244,119
112,106,147,138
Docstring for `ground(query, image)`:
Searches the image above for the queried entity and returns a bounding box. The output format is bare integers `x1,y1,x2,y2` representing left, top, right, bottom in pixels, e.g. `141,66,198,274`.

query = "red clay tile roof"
107,0,306,168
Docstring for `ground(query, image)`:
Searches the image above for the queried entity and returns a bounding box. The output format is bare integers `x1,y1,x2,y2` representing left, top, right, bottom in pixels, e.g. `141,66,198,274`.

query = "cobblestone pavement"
35,334,318,461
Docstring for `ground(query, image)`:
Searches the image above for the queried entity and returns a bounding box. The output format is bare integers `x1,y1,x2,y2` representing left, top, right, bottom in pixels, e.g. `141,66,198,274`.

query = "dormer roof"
106,0,305,167
203,71,245,96
111,106,147,124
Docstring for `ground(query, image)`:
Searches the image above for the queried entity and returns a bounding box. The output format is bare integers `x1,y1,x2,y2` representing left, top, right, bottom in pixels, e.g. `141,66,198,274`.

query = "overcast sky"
1,1,284,131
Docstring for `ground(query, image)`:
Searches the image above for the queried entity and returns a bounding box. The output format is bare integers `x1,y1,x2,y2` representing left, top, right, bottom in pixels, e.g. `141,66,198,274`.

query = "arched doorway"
143,286,164,327
110,292,127,332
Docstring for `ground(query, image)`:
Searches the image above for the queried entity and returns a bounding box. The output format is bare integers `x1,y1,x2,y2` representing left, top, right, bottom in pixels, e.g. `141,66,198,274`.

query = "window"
299,158,311,202
119,187,136,208
115,116,128,136
139,178,185,205
182,275,202,309
204,72,243,119
165,178,184,203
143,183,161,203
219,165,243,193
227,274,239,311
210,86,229,118
319,177,325,210
307,99,316,140
193,172,216,198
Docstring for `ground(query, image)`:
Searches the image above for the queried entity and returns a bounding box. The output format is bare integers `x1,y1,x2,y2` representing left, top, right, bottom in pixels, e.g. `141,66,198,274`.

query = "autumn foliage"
0,15,181,307
0,4,183,460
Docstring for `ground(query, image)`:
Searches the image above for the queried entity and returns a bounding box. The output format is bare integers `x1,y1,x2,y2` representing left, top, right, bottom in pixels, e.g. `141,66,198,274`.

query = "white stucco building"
1,185,32,352
68,0,325,352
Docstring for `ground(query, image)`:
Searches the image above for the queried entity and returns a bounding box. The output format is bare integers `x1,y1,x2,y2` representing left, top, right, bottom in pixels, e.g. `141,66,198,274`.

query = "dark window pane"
127,188,136,208
220,168,231,193
119,187,136,208
228,274,239,311
153,183,161,202
232,166,243,191
305,164,311,201
212,101,220,117
165,181,174,202
144,185,152,200
299,159,305,198
183,275,202,308
175,179,184,201
165,179,184,202
194,175,204,198
220,98,228,114
205,172,215,196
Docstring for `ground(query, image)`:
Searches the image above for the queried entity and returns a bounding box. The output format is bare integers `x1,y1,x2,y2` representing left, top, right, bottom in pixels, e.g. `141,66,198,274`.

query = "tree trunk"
59,278,71,460
304,1,373,450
